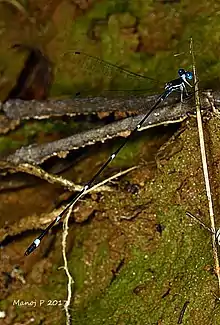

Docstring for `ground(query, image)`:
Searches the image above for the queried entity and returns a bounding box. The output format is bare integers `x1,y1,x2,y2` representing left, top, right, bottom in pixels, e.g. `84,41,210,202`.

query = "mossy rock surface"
61,116,220,325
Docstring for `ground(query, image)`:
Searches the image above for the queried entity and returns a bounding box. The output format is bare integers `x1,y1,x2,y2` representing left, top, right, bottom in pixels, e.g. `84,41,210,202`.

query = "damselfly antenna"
24,56,193,256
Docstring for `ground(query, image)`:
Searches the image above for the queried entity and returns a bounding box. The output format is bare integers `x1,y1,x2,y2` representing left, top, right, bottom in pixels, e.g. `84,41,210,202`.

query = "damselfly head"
178,69,193,81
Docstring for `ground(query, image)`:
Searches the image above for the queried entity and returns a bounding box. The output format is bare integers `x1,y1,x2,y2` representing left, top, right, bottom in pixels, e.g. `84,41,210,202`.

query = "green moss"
57,117,220,324
48,0,220,96
69,207,215,324
0,0,220,97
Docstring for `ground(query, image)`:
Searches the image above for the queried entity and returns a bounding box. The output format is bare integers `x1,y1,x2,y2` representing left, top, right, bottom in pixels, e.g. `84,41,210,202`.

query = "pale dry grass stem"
190,37,220,294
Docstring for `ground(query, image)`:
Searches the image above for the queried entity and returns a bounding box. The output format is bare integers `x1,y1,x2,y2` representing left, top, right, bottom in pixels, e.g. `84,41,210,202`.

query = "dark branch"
4,98,202,165
0,94,179,133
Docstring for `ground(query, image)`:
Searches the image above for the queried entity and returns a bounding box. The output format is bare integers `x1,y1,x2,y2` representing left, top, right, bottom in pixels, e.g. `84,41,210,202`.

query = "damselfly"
25,52,193,255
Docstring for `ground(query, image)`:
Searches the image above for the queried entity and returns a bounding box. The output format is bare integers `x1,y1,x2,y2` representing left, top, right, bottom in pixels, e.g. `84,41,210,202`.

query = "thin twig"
0,161,137,194
190,37,220,293
58,168,137,325
84,165,138,193
62,204,74,325
60,167,137,324
0,166,138,243
0,161,112,193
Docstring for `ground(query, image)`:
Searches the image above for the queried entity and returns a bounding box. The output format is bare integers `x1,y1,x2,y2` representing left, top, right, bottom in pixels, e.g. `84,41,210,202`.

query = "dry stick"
10,162,137,194
190,38,220,293
0,161,112,193
59,171,139,325
61,204,74,325
86,165,138,192
59,165,139,324
0,166,138,244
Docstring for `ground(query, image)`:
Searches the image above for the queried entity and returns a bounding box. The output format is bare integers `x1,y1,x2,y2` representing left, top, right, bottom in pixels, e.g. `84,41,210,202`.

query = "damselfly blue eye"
186,71,193,80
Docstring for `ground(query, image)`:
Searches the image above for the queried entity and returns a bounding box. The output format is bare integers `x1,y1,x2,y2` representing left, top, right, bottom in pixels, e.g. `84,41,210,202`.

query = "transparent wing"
63,51,161,97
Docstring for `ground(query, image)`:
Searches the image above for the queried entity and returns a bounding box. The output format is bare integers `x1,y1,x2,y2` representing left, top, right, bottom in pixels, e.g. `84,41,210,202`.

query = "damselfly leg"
186,211,220,245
